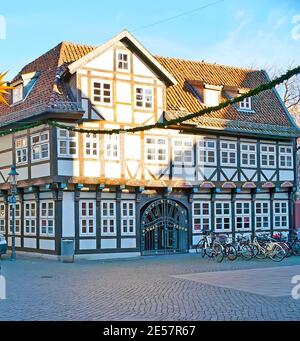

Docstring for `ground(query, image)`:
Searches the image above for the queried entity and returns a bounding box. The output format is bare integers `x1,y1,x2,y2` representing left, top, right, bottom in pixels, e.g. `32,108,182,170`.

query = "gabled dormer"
10,72,40,105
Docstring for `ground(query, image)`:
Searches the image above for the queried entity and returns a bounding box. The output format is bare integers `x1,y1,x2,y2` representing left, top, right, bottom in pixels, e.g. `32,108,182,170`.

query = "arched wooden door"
141,199,188,255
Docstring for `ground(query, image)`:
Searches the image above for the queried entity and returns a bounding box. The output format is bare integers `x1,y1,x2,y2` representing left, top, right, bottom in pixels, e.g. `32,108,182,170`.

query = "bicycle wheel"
212,243,224,263
292,241,300,256
277,242,290,257
224,244,237,261
240,244,253,260
196,240,204,254
269,244,286,262
253,244,266,259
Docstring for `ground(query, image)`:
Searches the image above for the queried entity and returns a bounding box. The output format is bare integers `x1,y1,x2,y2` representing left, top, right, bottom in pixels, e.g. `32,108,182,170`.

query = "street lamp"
7,165,19,261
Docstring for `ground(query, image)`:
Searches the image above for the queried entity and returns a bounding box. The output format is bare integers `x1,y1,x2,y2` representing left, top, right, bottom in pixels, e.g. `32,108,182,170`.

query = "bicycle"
196,230,224,263
233,233,256,260
216,234,237,261
249,231,286,262
273,232,300,257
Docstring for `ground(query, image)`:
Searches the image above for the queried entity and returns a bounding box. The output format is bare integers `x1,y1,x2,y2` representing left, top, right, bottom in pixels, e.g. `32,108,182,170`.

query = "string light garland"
0,65,299,137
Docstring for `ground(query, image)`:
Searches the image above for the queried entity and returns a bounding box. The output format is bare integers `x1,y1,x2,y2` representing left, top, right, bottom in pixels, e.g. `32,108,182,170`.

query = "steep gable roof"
0,32,298,137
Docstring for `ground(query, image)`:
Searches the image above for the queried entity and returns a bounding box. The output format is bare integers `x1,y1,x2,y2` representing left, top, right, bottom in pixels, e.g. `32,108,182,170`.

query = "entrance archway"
141,199,188,255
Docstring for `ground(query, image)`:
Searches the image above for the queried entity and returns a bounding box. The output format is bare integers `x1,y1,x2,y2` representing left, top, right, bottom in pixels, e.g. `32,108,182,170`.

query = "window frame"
121,201,136,236
240,143,257,168
273,200,289,229
172,138,194,166
135,86,154,110
116,51,130,71
57,129,78,158
192,201,211,233
204,88,220,107
215,201,232,232
0,203,6,234
31,132,50,162
8,202,21,235
235,201,251,231
92,80,112,105
145,136,168,164
101,201,116,237
255,201,270,231
40,200,55,237
220,140,237,167
198,139,217,166
15,137,28,165
104,134,120,161
12,84,23,104
279,145,293,169
84,133,99,159
79,200,96,237
260,144,276,169
24,201,37,236
239,97,252,111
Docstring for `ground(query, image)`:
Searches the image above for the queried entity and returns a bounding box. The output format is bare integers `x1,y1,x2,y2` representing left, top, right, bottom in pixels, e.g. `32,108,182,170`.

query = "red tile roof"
0,41,297,136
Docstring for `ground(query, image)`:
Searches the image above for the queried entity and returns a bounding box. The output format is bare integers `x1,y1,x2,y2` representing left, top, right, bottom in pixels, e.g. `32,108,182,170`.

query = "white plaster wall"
58,160,80,177
121,238,136,249
62,192,75,238
80,239,97,250
31,163,50,178
23,238,37,249
39,239,55,250
101,239,117,249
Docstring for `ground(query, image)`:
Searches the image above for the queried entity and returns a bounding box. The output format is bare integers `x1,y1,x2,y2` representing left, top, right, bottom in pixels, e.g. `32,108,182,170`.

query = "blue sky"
0,0,299,78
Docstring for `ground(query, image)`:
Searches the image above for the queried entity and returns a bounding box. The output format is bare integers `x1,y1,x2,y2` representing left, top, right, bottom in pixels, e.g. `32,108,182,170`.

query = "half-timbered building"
0,30,298,258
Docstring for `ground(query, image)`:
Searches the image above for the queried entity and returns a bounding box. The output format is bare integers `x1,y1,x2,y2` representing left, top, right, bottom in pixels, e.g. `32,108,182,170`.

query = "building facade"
0,31,298,258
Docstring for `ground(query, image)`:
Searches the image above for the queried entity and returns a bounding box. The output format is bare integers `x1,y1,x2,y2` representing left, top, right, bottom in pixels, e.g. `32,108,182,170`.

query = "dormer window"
239,97,252,111
12,84,23,104
203,84,222,107
11,72,39,105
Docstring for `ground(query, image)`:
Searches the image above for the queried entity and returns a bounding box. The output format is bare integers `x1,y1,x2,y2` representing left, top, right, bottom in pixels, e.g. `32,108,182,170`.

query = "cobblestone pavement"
0,254,299,321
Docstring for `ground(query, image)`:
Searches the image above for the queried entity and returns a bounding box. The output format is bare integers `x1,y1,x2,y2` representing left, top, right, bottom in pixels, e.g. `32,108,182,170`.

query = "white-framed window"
235,201,251,231
0,203,6,233
40,201,55,236
121,201,136,235
135,87,153,109
255,201,270,230
24,201,36,235
273,201,289,229
84,133,99,158
9,203,21,235
31,132,49,162
15,137,28,164
240,143,256,168
58,129,78,158
101,201,116,236
145,137,168,163
172,138,194,165
117,51,129,71
260,144,276,168
92,81,112,104
104,134,119,160
12,84,23,104
239,97,252,110
198,139,216,165
279,145,293,169
204,89,220,106
220,141,237,166
215,202,231,231
80,200,96,237
192,201,211,233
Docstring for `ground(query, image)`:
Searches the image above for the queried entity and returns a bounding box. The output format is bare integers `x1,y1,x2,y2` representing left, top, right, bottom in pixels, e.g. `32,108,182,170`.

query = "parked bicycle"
272,232,300,257
233,233,256,260
196,230,224,263
249,231,286,262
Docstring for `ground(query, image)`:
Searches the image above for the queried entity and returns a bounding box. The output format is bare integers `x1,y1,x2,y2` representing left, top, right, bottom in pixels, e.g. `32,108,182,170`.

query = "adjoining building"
0,31,298,258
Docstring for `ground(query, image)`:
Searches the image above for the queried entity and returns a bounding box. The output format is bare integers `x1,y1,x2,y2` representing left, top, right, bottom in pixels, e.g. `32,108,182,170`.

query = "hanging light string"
0,65,299,137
